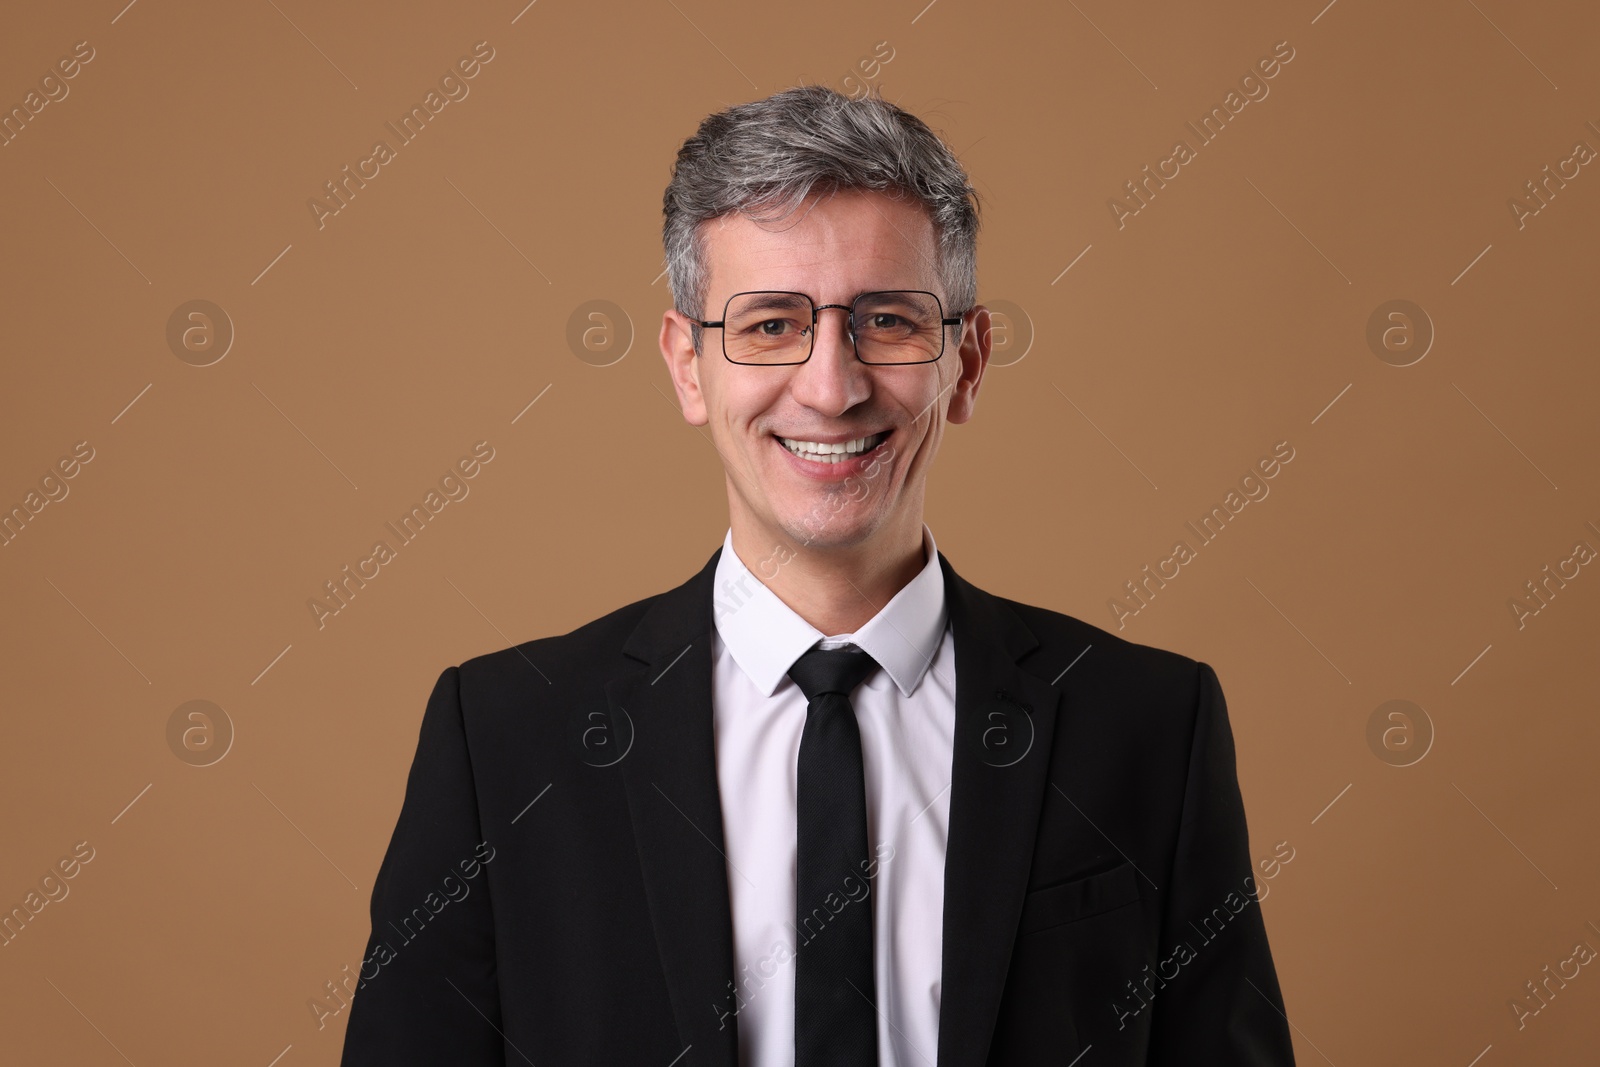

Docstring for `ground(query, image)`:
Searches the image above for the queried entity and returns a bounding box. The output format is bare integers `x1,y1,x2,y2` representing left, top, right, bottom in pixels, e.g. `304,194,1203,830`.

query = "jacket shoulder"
996,591,1208,695
453,585,665,691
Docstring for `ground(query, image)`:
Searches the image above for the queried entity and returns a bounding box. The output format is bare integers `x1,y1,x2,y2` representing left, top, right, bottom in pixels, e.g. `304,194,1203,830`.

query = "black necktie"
788,643,882,1067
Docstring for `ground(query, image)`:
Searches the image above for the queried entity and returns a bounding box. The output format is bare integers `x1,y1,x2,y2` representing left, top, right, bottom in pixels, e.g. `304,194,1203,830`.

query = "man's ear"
659,309,709,426
946,304,991,425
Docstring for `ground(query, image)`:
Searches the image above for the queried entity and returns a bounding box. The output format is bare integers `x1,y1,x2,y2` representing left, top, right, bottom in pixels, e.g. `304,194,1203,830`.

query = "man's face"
660,187,990,558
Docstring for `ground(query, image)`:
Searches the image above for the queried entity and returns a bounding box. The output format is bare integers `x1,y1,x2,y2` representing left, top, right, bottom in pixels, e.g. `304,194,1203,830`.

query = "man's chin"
775,513,879,553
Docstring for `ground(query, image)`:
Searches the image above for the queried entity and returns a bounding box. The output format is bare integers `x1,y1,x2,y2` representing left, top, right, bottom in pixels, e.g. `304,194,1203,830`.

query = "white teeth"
779,432,886,461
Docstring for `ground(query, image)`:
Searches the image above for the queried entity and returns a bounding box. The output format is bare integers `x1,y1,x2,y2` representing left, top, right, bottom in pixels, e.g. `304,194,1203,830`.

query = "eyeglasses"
695,290,964,365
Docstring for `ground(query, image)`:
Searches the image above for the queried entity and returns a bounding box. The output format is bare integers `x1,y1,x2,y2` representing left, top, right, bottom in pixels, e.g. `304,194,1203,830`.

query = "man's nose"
792,308,869,414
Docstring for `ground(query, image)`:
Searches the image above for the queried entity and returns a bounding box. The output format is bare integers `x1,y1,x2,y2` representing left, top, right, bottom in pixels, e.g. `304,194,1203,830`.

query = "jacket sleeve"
1145,662,1297,1064
340,665,506,1065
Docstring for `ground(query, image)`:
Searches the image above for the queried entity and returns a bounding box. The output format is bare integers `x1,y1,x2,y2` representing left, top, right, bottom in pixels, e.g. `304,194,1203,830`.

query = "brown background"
2,0,1597,1063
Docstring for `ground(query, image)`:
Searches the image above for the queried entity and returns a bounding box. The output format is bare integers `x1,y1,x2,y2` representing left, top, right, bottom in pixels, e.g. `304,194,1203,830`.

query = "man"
341,85,1296,1065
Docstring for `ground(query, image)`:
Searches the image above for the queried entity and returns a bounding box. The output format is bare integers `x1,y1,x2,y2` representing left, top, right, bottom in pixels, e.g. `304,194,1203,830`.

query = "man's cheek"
862,442,896,477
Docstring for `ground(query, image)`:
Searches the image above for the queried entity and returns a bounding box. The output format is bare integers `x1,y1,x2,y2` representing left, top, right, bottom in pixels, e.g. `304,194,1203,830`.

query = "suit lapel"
604,545,1060,1067
606,547,740,1067
934,550,1062,1067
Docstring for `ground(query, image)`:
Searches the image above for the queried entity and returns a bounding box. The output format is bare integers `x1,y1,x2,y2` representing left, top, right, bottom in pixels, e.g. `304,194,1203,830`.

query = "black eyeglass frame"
694,289,965,366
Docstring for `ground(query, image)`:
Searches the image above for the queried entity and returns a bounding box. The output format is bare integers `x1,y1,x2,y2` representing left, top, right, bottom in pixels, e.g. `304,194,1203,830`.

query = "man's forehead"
702,192,938,293
707,191,931,242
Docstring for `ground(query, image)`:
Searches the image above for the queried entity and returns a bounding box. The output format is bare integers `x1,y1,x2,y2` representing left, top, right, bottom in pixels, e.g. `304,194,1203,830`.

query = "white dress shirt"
710,523,956,1067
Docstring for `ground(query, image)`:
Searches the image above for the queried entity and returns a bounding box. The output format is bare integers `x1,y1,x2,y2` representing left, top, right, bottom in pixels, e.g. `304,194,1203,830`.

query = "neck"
729,518,927,637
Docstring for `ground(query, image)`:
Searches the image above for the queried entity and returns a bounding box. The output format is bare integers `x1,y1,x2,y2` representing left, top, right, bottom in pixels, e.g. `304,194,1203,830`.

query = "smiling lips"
775,430,890,464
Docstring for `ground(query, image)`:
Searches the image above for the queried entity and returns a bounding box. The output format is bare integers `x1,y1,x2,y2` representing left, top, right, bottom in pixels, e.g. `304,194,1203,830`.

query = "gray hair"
661,84,981,355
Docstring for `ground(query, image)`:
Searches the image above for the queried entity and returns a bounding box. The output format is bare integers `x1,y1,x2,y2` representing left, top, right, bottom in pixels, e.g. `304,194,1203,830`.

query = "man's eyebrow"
727,289,923,310
734,292,811,311
843,289,921,304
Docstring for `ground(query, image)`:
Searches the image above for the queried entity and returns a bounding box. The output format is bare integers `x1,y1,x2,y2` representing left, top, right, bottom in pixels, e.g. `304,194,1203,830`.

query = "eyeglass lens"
721,291,946,364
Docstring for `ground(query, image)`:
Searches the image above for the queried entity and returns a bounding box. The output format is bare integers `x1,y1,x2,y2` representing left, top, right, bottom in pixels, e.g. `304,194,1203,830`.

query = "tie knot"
787,644,880,702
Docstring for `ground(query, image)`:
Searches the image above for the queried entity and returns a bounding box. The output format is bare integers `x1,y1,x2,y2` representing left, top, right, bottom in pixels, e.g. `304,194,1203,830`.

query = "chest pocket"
1016,862,1142,935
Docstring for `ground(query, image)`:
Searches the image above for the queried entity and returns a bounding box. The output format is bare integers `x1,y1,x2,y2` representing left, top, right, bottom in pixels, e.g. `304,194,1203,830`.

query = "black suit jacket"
340,546,1296,1065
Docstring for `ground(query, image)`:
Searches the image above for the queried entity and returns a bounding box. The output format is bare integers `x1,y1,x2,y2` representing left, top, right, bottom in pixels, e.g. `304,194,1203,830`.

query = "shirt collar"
710,523,949,699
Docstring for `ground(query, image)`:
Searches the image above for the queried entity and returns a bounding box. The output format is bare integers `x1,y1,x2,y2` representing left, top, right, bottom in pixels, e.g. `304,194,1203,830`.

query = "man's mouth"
774,430,891,464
